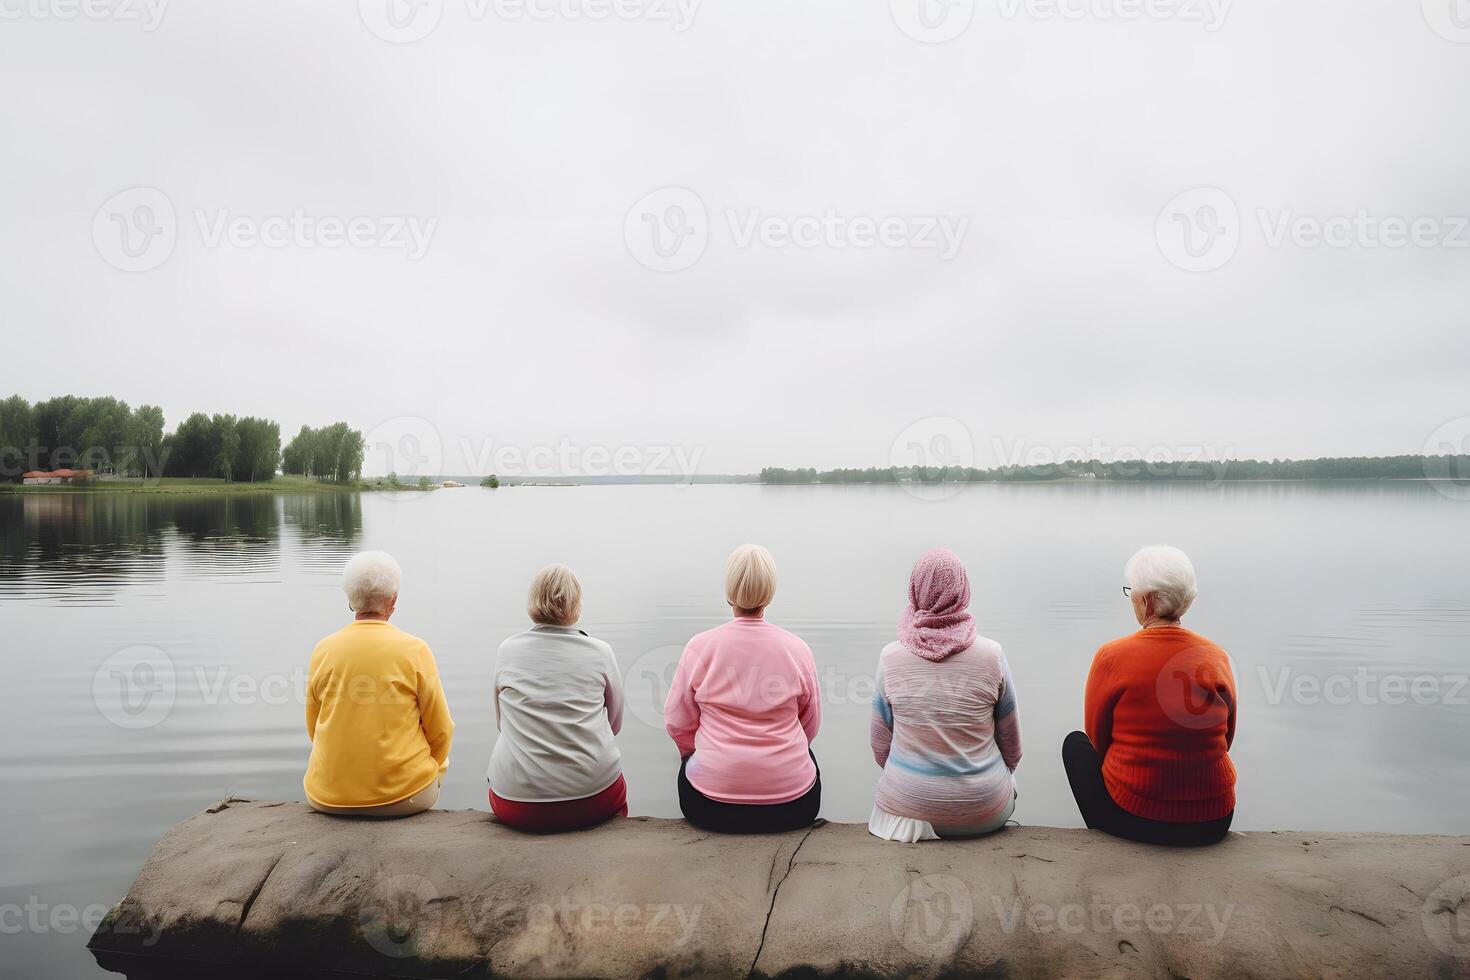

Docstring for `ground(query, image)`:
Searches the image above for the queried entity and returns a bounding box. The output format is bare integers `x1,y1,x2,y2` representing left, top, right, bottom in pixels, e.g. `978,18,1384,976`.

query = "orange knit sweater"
1084,625,1236,823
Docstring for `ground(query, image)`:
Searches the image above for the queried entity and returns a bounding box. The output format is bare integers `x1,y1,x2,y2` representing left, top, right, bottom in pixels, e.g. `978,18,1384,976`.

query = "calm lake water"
3,482,1468,977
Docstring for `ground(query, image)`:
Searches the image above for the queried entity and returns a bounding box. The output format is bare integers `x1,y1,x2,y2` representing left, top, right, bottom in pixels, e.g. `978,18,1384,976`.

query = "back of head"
528,563,583,627
342,551,402,616
1124,544,1198,620
725,543,777,614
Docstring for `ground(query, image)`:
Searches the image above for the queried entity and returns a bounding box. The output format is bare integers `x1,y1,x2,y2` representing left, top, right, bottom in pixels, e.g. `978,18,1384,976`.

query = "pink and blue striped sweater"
870,635,1022,828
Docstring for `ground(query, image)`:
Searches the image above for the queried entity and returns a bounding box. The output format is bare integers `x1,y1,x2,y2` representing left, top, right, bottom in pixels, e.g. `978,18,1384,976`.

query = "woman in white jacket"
487,564,627,832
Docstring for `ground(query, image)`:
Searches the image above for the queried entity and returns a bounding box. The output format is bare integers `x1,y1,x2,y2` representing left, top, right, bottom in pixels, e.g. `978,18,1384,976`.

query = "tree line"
760,454,1469,485
0,393,363,484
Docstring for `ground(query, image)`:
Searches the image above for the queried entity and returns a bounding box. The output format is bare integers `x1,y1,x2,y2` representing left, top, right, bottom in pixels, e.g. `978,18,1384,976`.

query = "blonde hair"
527,564,583,626
725,544,777,613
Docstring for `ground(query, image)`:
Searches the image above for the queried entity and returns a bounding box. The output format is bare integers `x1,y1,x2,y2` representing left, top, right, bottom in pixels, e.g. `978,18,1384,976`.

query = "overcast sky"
1,0,1467,476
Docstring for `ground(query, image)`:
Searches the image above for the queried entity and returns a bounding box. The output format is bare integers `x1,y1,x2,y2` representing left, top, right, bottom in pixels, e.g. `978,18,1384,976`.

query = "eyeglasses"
1122,586,1133,598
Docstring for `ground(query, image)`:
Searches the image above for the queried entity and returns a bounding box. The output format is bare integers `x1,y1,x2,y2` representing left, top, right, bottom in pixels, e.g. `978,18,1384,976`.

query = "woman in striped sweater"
868,549,1022,842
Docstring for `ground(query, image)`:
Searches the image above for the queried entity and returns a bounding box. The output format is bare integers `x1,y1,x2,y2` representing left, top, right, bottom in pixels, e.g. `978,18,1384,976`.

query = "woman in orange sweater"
1063,545,1236,846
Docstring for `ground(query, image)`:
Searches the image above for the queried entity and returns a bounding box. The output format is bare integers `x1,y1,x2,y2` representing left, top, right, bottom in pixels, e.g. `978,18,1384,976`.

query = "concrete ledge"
89,799,1470,978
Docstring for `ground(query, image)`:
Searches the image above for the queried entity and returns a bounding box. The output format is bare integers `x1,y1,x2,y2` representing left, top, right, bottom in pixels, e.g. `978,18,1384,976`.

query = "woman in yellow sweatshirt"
304,551,454,817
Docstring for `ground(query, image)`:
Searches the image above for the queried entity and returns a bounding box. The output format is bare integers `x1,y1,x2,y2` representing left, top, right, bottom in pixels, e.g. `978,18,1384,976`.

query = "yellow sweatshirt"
304,620,455,808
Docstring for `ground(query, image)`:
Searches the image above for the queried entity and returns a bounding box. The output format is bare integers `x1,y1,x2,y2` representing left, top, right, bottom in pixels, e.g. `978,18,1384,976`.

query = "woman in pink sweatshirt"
663,544,822,833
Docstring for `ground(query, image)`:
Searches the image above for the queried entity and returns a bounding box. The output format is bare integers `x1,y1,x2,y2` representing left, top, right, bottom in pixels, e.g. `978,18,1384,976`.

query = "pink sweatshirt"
664,617,821,804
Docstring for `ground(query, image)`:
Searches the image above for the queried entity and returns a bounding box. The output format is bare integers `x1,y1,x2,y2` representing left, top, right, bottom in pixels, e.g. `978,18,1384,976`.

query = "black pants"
1062,731,1232,847
678,751,821,834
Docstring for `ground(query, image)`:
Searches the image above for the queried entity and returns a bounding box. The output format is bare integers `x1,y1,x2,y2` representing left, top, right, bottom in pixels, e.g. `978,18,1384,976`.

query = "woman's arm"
416,646,455,773
994,654,1022,771
603,645,625,737
797,644,822,745
1083,646,1114,755
870,656,893,768
662,643,700,757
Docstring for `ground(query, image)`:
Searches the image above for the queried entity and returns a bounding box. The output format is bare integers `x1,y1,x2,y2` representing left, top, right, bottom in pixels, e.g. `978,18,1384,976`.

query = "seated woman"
487,564,627,832
664,544,821,833
1063,545,1236,847
305,551,454,818
869,548,1022,842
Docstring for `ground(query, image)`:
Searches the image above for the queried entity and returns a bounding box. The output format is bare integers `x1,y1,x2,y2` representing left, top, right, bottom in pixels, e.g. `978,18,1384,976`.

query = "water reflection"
0,492,361,604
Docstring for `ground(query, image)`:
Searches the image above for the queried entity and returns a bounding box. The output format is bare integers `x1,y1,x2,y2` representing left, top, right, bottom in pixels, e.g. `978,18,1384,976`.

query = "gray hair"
1124,545,1198,620
342,551,402,615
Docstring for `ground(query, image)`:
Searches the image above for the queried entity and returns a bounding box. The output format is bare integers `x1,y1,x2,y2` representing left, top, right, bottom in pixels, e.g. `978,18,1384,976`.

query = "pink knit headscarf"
897,548,977,662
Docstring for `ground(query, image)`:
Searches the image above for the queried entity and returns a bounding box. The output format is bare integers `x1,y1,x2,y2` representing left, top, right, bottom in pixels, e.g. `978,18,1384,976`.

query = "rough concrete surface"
88,799,1470,979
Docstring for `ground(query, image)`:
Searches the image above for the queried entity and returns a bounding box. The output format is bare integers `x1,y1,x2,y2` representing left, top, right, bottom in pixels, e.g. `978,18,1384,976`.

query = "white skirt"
867,806,941,843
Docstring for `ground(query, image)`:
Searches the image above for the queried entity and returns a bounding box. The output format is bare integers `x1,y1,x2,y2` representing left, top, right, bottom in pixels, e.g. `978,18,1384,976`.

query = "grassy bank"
0,476,404,495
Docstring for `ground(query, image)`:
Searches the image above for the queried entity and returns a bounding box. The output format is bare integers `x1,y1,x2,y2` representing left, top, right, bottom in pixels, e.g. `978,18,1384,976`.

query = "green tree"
0,395,33,481
418,475,432,490
480,474,500,489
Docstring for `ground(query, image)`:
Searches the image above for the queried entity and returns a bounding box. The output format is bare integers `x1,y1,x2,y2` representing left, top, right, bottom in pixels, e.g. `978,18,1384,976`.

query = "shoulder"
963,633,1004,663
765,620,810,651
389,624,435,661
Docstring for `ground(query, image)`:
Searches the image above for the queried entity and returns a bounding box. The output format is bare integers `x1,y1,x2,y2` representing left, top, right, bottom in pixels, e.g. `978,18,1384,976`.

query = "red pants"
489,775,628,833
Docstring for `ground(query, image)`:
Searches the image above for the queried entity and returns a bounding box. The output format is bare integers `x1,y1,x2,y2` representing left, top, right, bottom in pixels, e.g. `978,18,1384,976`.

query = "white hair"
342,551,402,615
725,543,777,613
528,564,583,626
1124,545,1198,620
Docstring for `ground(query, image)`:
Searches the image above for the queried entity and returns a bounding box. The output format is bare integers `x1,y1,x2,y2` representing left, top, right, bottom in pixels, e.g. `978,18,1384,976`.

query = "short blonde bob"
528,564,583,626
725,543,777,614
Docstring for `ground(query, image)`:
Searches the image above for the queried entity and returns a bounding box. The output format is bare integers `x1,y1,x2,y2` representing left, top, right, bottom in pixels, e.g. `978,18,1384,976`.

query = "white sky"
1,0,1467,476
